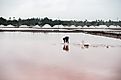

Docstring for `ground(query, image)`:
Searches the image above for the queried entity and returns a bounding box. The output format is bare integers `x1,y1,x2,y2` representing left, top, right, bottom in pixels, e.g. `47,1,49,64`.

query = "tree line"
0,17,121,28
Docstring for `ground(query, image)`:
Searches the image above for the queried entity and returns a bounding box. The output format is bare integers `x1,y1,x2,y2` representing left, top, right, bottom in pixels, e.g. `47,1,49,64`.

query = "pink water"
0,32,121,80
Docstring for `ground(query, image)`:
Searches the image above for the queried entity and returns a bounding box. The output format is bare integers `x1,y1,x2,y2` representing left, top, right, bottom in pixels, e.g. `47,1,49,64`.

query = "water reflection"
63,43,69,52
80,40,90,49
81,45,89,49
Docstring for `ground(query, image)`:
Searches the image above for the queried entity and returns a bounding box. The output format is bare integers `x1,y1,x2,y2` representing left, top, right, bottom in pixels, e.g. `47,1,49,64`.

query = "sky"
0,0,121,20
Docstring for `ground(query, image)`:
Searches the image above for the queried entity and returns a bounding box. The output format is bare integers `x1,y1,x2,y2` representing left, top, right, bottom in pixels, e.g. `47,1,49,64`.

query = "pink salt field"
0,32,121,80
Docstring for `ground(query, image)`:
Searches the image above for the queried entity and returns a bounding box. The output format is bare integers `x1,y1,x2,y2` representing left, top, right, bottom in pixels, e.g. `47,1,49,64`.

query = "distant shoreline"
0,17,121,27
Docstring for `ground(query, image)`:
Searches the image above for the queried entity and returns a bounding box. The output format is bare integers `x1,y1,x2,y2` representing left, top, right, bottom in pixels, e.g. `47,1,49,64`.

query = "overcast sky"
0,0,121,20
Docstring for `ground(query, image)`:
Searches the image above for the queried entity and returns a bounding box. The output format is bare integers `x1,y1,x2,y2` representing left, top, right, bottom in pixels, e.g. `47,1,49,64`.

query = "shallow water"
0,32,121,80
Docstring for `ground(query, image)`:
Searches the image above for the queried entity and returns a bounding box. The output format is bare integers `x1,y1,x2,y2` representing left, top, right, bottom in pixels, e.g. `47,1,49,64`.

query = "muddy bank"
82,31,121,40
